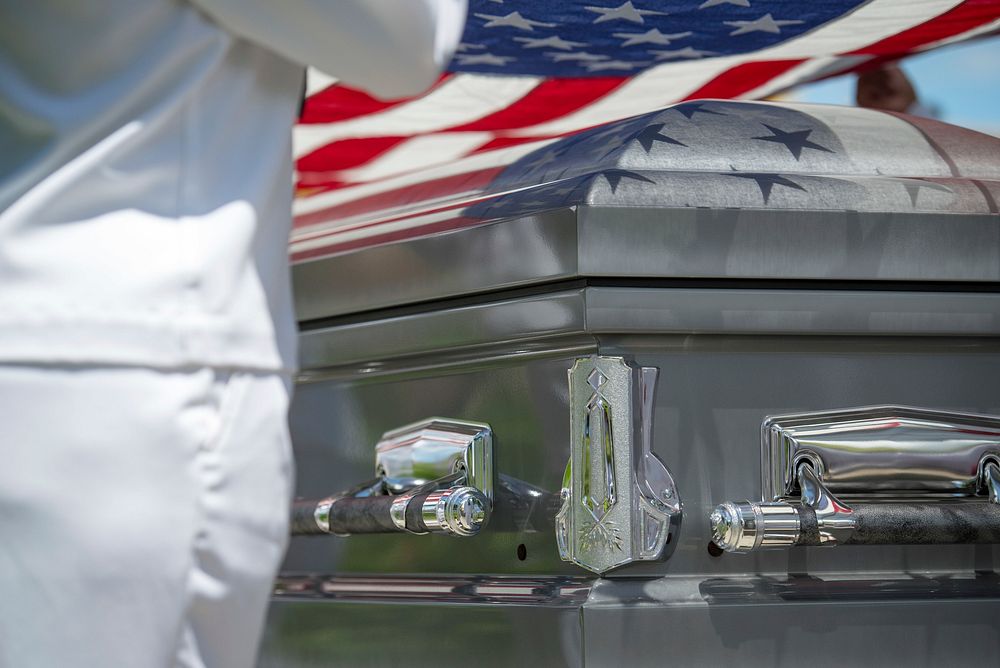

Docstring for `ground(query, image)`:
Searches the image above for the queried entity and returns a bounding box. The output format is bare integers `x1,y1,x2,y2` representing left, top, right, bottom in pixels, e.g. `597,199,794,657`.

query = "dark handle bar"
292,494,428,536
797,502,1000,547
292,485,489,537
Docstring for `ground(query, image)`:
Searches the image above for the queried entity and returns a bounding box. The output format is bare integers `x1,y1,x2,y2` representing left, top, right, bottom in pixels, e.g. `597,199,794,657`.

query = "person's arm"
188,0,467,99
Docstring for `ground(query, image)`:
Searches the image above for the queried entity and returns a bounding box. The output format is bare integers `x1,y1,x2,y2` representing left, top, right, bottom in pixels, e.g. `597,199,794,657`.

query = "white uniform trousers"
0,366,293,667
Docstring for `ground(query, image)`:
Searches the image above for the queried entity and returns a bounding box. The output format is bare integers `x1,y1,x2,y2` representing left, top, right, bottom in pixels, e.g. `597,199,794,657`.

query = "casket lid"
291,101,1000,322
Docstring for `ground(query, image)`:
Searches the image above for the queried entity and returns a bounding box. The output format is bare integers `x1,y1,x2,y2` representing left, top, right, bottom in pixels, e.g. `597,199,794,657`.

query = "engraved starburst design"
579,517,623,551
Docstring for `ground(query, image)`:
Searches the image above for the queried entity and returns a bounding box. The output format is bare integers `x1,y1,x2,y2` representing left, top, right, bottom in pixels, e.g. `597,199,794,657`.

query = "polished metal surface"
261,595,584,668
293,208,580,321
581,575,1000,668
585,287,1000,338
389,493,424,535
711,455,1000,553
262,572,1000,667
986,461,1000,505
272,575,591,605
375,418,494,502
284,330,1000,574
762,405,1000,502
710,501,800,554
797,462,856,544
555,356,679,574
276,333,1000,664
420,486,489,537
295,207,1000,322
711,461,853,554
313,497,343,536
298,289,588,371
298,287,1000,373
294,418,493,537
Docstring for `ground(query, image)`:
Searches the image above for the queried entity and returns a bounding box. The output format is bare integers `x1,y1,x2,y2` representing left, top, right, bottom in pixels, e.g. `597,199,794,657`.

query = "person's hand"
856,63,918,112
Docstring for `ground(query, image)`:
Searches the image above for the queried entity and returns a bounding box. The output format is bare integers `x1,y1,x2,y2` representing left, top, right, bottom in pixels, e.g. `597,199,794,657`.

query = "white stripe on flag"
293,74,541,157
334,132,495,183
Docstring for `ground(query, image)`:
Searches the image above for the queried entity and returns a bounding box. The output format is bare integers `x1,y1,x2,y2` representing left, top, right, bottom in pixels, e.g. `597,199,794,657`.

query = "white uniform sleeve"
187,0,467,99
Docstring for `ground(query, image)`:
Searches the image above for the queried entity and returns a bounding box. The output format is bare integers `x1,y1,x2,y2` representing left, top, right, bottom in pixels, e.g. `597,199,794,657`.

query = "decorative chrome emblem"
556,356,681,574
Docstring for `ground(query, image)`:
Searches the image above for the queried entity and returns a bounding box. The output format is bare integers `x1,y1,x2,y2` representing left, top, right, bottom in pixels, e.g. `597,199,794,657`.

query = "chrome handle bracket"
555,356,682,574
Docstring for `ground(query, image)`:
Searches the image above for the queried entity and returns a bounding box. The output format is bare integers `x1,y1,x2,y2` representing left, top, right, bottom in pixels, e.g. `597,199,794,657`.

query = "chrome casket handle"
709,406,1000,554
712,460,1000,552
291,418,493,538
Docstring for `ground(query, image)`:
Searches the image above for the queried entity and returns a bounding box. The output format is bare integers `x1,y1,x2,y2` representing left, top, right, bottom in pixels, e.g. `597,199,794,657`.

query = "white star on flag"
585,2,667,25
455,53,517,66
700,0,750,8
725,13,804,35
513,35,587,50
547,51,611,62
474,11,557,31
612,28,693,46
586,59,647,71
649,47,717,59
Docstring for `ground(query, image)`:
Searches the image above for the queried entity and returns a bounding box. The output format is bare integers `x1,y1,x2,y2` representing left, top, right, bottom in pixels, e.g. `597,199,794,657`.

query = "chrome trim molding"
297,288,1000,373
274,575,592,606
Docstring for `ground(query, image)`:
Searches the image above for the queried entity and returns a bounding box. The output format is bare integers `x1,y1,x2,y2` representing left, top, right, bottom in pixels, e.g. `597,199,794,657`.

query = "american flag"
292,0,1000,261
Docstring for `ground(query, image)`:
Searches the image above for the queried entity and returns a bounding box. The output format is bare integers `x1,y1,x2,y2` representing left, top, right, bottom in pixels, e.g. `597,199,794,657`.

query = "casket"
260,101,1000,667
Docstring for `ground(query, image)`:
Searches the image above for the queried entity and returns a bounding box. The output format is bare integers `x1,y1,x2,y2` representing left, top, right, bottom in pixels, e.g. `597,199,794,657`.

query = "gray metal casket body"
261,101,1000,667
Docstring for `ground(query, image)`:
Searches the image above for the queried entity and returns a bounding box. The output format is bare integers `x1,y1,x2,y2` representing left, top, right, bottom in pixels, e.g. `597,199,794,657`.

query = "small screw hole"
516,544,527,561
707,541,724,558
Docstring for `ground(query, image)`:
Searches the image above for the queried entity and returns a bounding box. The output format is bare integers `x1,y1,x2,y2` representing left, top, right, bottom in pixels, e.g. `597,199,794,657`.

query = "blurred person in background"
856,61,938,117
0,2,465,666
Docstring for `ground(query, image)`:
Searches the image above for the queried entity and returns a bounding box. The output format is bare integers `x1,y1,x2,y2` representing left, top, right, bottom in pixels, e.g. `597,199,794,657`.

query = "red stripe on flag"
447,76,628,132
293,167,505,229
296,136,408,184
849,0,1000,56
681,59,806,100
299,74,451,124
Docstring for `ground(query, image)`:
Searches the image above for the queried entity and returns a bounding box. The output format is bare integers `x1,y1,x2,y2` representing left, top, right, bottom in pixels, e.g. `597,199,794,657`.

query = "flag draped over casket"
292,0,999,260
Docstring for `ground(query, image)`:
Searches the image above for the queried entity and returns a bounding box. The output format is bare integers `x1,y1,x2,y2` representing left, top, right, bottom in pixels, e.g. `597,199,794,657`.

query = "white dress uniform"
0,1,465,666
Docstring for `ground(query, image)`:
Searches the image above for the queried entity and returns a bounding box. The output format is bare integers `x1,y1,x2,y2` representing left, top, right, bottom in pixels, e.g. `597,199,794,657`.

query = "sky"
791,36,1000,136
